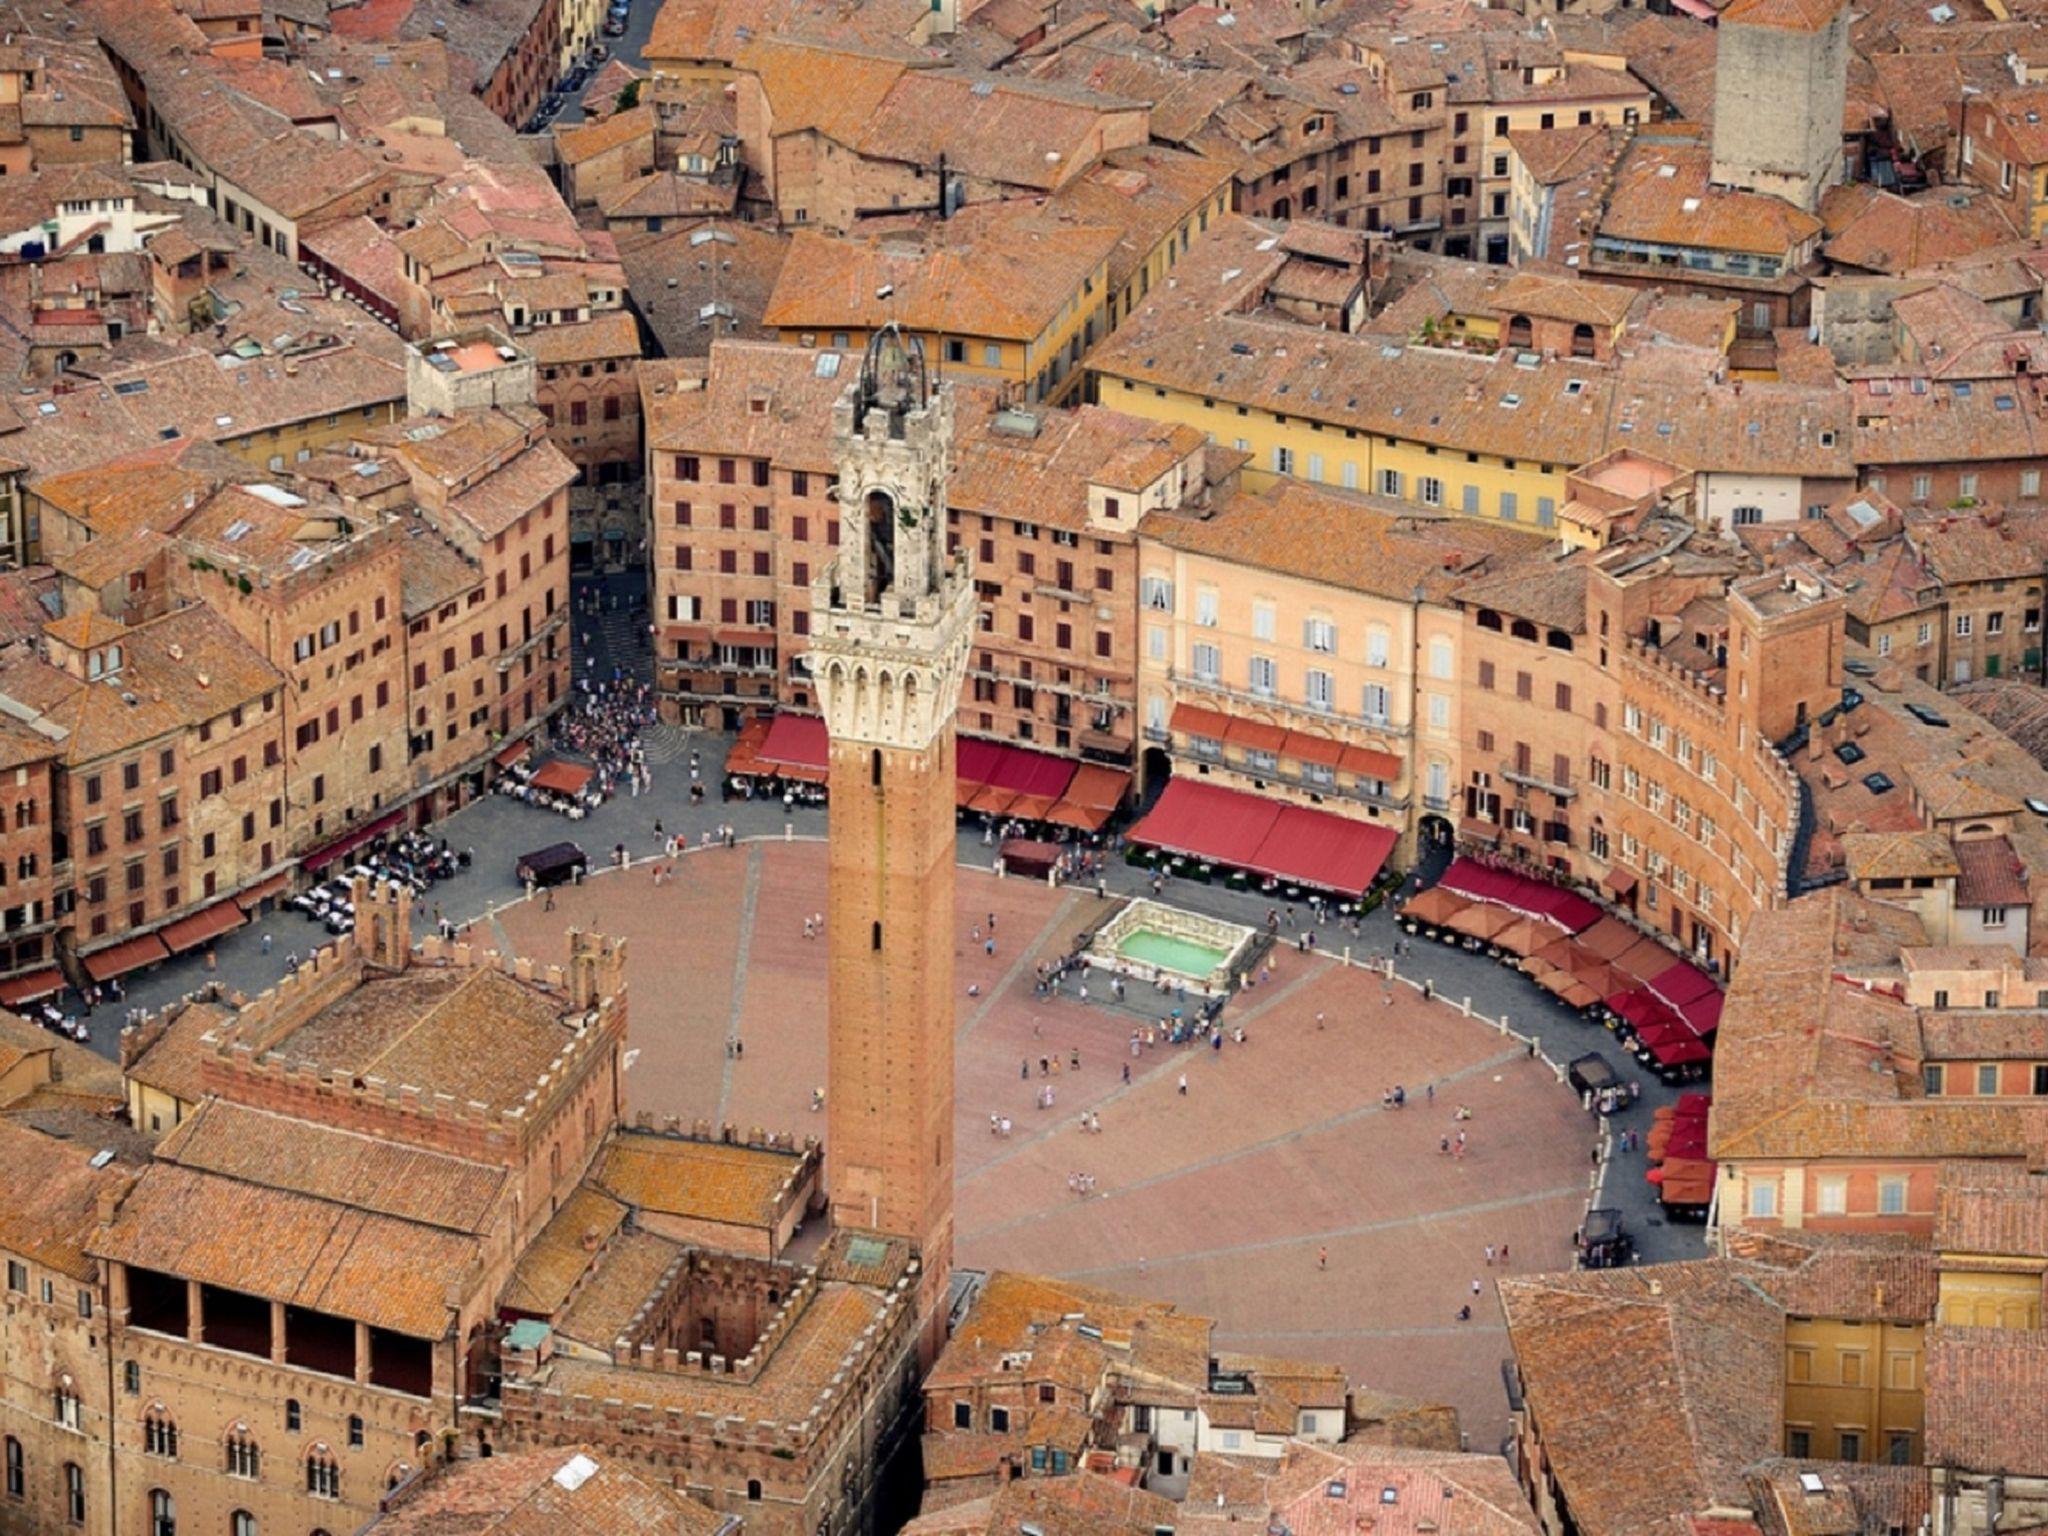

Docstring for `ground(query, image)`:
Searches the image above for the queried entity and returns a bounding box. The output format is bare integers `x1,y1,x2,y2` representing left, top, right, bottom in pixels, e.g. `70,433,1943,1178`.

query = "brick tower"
808,326,975,1358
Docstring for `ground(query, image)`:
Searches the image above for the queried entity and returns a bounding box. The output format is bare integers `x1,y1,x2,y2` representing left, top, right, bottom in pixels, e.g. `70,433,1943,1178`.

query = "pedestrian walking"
1485,1245,1495,1266
1177,1073,1188,1096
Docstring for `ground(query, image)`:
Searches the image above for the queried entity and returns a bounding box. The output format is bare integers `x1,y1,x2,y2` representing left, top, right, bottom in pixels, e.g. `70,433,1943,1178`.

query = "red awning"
1647,960,1718,1010
1131,779,1396,897
1169,702,1233,740
1132,778,1279,870
495,738,532,768
970,783,1017,816
1225,717,1288,754
1009,793,1060,822
1439,859,1521,904
84,933,169,982
713,627,774,648
957,736,1005,789
531,760,595,796
1680,991,1725,1036
162,900,246,954
667,623,712,645
1045,797,1114,832
983,744,1076,798
303,807,407,872
1061,765,1130,813
759,713,828,772
236,872,290,912
1341,746,1403,780
0,968,61,1005
1282,732,1345,768
1000,838,1061,875
1603,867,1638,897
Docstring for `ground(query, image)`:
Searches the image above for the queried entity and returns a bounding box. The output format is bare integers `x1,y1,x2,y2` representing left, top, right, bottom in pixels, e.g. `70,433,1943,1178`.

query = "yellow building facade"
1782,1317,1925,1466
1097,370,1577,526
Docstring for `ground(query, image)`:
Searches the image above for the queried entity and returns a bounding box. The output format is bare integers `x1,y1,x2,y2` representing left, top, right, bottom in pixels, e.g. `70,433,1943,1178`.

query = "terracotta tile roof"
927,1269,1214,1395
1455,560,1590,633
556,1228,687,1350
1500,1261,1784,1536
1142,476,1548,602
618,222,790,356
594,1130,805,1229
1819,184,2018,275
1841,829,1961,882
1708,887,2048,1163
0,1115,133,1282
1935,1160,2048,1257
398,524,482,621
902,1471,1181,1536
1187,1444,1544,1536
370,410,577,542
1925,1324,2048,1472
1721,0,1842,31
92,1161,482,1337
154,1098,509,1233
1728,1231,1937,1322
1954,678,2048,765
764,208,1118,342
951,402,1203,531
362,1443,730,1536
1043,144,1235,295
1747,1462,1930,1536
1952,835,2029,907
1599,136,1822,257
249,964,580,1112
121,998,235,1107
1507,122,1614,186
520,311,641,368
554,103,657,166
500,1184,628,1318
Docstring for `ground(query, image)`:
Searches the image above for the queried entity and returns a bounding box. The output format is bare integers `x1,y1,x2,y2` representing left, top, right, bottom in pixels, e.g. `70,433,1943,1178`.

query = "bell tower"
808,327,974,1358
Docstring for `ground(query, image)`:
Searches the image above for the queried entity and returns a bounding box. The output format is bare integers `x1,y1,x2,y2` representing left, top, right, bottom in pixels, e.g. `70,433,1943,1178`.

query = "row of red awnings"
302,807,407,874
1414,858,1723,1057
725,715,1133,828
1129,778,1396,898
1170,704,1401,782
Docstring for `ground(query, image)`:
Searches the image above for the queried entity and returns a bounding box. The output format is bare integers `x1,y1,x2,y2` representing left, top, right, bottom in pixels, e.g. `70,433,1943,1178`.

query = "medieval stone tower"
807,327,975,1359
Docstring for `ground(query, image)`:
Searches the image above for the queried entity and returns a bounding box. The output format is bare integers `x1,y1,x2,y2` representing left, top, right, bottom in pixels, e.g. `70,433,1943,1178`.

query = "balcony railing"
1168,669,1411,738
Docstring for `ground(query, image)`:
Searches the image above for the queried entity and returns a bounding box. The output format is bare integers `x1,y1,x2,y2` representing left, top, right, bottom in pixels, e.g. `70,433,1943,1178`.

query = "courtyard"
483,838,1594,1449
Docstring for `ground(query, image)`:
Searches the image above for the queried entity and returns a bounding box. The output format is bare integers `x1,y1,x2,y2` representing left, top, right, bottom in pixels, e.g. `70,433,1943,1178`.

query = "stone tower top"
829,325,957,610
809,324,975,753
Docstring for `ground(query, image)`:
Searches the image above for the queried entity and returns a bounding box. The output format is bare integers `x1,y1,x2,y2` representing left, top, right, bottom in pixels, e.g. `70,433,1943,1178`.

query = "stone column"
186,1280,204,1344
355,1321,372,1385
270,1301,288,1364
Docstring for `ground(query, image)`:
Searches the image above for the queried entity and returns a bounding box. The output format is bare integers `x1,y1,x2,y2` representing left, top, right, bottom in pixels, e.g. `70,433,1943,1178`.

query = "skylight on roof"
223,519,254,542
113,379,148,396
815,353,842,378
553,1454,599,1492
1500,393,1522,409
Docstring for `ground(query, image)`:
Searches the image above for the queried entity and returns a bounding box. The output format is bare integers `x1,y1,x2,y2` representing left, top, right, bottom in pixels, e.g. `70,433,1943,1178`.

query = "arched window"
3,1436,20,1499
306,1449,340,1500
747,1479,763,1502
149,1488,176,1536
143,1407,179,1458
52,1382,81,1429
230,1510,256,1536
284,1399,300,1433
1505,314,1533,350
1571,322,1596,358
224,1428,259,1480
63,1462,84,1525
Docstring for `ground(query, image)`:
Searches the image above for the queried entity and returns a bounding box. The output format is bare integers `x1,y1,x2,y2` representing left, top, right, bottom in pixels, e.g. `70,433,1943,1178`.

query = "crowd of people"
556,678,656,800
